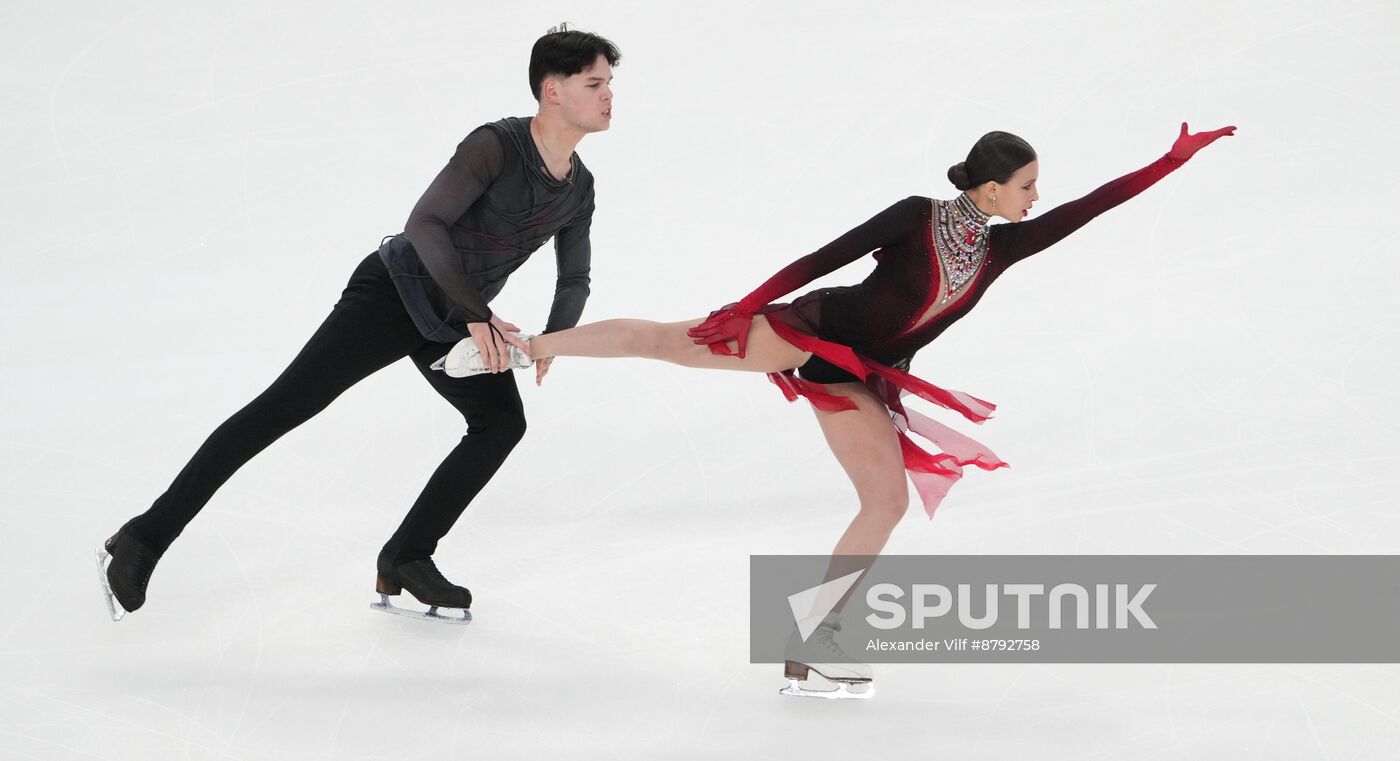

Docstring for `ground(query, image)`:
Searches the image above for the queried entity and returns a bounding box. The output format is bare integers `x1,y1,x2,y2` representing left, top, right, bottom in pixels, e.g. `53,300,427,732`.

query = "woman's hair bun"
947,161,971,191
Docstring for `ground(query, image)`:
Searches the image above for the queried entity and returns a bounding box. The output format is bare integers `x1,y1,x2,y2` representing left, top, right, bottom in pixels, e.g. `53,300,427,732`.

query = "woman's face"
983,160,1040,222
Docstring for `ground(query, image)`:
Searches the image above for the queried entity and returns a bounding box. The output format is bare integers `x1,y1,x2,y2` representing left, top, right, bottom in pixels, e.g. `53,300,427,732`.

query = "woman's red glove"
686,304,755,358
1167,121,1237,161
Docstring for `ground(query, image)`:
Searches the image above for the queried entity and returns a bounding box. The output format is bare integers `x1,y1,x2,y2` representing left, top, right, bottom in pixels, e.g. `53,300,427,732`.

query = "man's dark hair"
529,23,622,101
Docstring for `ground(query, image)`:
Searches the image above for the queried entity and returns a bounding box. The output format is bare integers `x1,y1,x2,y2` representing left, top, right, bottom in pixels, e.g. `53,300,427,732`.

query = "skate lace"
819,636,849,659
812,624,850,660
417,558,452,587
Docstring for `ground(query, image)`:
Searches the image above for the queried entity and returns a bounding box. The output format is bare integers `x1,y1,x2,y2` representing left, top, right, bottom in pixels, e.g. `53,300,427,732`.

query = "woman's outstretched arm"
996,122,1235,267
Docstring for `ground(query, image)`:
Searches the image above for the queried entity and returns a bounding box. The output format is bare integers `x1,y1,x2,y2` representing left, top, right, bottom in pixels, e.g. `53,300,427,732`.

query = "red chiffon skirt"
754,306,1009,518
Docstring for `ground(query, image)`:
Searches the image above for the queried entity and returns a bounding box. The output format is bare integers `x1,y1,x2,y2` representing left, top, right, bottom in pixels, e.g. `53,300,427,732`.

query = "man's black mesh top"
378,116,595,343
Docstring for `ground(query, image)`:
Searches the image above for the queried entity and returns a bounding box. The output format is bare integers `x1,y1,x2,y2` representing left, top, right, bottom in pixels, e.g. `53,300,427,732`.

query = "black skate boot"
95,522,166,621
370,558,472,624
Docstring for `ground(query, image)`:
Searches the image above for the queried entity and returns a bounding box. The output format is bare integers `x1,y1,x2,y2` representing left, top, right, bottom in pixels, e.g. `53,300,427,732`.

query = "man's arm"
543,193,594,335
403,126,506,322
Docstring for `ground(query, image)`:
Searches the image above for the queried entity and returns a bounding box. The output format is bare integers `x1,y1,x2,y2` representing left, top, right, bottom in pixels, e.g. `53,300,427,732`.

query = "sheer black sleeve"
403,126,506,323
543,192,594,335
736,195,927,312
994,154,1186,268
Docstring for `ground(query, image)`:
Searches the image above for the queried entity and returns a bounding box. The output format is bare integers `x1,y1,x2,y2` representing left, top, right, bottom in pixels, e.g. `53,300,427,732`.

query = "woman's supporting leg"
124,252,426,552
807,380,911,613
528,315,811,374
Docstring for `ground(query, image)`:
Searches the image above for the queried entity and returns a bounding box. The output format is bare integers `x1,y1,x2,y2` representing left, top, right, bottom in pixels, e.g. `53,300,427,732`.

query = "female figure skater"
444,121,1235,696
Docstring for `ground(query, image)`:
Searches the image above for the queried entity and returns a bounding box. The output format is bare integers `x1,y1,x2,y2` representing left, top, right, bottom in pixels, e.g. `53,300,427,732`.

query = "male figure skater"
96,24,619,624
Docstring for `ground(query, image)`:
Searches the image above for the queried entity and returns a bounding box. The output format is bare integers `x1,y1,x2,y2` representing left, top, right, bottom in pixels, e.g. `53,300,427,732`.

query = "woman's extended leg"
528,315,811,374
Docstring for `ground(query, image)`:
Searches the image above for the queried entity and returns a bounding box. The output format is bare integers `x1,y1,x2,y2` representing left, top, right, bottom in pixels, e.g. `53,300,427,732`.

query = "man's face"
550,54,613,133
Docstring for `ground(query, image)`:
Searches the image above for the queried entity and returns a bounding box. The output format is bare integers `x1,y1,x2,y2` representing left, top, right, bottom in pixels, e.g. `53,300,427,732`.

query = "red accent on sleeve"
996,153,1187,267
735,196,926,313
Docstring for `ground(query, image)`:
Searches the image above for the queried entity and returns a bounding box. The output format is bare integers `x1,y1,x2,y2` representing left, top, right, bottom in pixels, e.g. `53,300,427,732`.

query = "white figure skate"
431,331,536,378
779,614,875,699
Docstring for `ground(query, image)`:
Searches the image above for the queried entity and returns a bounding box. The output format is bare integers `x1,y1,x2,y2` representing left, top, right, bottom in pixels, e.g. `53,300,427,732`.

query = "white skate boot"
431,331,536,378
780,613,875,699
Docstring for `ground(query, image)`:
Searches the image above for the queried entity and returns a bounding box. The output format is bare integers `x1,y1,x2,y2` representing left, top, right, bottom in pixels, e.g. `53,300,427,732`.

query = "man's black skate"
370,558,473,625
95,523,165,622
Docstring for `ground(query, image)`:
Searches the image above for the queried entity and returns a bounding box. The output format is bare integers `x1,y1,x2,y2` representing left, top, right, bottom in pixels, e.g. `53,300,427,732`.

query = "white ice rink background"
3,0,1399,758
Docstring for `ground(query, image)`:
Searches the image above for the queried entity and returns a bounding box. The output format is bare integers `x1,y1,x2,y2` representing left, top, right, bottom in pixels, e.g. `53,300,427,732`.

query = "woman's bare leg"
807,381,911,614
528,315,810,374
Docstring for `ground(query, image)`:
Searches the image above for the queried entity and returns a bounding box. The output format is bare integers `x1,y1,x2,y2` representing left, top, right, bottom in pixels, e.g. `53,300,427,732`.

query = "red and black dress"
707,153,1188,517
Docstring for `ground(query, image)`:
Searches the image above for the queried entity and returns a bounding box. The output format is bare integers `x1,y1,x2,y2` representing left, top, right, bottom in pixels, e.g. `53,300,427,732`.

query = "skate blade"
779,677,875,700
370,595,472,625
94,546,126,622
432,351,487,378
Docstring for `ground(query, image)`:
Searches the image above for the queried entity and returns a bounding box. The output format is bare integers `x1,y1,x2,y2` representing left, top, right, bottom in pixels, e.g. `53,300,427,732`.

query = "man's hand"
466,314,529,373
535,356,553,386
